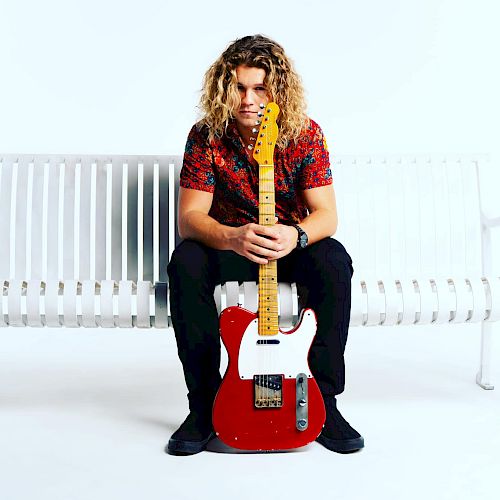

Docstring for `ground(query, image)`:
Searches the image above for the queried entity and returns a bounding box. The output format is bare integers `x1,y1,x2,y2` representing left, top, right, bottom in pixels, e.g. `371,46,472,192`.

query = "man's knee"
167,239,212,283
304,237,353,279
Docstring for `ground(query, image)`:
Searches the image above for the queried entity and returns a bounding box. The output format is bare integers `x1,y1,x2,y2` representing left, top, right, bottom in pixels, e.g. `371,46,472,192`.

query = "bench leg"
476,322,494,390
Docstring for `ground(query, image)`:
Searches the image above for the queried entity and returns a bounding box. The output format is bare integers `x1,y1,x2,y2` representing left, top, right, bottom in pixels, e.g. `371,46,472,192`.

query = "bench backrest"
1,154,483,285
333,155,483,280
0,155,182,284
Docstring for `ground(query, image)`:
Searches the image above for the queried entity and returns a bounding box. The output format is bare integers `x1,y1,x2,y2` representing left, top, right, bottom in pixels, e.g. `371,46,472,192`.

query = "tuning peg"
257,112,264,117
247,144,254,150
252,127,259,134
255,120,261,125
259,103,265,109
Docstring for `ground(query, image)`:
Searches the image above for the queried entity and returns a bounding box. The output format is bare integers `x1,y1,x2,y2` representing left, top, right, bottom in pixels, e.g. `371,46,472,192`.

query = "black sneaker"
316,395,364,453
166,411,215,456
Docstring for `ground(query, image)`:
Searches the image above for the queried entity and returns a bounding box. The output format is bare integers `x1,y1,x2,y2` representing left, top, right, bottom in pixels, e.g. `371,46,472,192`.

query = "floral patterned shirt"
180,118,332,226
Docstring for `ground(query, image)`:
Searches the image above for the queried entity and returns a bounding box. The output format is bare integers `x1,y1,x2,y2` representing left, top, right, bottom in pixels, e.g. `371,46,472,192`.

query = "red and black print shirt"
180,118,332,226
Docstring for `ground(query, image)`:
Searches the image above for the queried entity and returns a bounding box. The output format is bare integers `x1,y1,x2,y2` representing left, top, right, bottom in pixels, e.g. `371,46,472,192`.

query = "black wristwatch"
292,224,308,249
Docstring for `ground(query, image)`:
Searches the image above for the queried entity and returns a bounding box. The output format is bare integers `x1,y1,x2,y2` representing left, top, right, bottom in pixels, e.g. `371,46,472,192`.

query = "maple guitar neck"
258,162,278,337
253,102,280,337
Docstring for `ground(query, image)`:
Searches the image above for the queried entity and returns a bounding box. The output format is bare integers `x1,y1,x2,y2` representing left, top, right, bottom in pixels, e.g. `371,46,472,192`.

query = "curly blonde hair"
198,34,309,149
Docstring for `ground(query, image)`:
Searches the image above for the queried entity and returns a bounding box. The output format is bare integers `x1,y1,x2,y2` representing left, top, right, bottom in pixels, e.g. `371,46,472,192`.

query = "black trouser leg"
167,240,222,413
166,240,258,413
279,238,354,396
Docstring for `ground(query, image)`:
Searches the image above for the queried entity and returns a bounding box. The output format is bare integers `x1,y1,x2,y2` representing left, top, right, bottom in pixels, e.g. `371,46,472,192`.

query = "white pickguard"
238,310,316,379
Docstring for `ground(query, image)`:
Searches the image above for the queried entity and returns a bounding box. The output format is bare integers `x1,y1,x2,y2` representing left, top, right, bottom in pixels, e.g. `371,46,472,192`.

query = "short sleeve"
298,120,333,190
180,124,216,193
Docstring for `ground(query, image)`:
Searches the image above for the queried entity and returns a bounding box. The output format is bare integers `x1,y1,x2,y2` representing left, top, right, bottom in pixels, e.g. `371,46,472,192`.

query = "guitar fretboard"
258,164,278,336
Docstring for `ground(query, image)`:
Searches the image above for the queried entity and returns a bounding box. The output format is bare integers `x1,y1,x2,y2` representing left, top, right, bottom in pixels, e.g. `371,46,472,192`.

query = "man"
167,34,363,456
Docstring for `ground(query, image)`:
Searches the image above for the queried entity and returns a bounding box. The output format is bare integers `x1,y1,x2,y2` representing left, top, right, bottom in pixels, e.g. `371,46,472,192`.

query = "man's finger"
253,224,279,238
253,236,281,251
268,249,280,261
249,242,275,256
246,250,268,265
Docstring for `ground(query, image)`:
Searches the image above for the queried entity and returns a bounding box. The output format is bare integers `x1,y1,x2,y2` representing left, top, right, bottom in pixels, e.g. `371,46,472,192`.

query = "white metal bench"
0,154,498,389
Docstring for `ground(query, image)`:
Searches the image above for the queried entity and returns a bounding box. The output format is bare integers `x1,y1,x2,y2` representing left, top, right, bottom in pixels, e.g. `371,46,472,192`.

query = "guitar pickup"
253,374,283,408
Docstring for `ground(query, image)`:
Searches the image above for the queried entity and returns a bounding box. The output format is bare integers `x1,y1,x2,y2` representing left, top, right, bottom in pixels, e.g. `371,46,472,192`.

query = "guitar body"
213,306,326,451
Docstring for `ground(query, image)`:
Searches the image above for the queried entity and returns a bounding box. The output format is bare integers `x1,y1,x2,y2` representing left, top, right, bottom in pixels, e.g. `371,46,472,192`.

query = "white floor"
1,322,499,500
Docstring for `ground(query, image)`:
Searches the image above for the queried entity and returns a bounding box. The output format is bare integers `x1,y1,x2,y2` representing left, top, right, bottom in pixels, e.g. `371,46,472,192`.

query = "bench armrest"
483,215,500,229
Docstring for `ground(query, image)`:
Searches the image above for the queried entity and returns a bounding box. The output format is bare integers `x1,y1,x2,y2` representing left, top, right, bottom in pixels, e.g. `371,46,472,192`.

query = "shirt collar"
226,120,244,150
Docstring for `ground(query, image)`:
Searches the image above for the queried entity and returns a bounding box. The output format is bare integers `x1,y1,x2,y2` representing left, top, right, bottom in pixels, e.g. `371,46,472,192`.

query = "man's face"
234,65,270,134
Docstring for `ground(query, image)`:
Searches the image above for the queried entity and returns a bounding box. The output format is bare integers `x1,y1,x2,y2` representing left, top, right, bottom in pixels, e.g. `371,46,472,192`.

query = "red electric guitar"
212,102,326,451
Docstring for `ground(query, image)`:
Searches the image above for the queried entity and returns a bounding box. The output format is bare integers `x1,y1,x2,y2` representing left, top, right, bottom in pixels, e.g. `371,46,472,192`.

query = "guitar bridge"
253,374,283,408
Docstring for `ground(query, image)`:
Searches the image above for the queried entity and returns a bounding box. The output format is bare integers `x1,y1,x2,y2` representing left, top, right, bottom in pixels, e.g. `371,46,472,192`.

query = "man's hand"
267,223,298,260
227,222,297,264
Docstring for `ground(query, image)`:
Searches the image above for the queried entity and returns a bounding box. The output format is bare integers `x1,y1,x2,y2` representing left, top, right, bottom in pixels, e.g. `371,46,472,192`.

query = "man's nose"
241,90,254,104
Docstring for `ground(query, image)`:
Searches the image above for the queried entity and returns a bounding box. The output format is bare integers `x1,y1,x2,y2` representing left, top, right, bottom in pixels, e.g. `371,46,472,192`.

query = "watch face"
299,233,308,248
294,224,308,248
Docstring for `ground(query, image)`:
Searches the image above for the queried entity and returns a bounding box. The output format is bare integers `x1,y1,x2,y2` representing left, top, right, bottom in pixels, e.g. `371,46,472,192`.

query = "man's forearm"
179,211,235,250
299,208,338,245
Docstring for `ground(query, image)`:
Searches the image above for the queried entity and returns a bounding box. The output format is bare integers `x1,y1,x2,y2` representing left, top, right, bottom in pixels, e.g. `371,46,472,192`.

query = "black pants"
167,237,354,413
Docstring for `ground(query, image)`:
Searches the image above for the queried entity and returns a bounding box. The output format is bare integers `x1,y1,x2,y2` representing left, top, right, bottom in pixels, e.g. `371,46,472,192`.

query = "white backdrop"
1,0,499,269
1,3,500,499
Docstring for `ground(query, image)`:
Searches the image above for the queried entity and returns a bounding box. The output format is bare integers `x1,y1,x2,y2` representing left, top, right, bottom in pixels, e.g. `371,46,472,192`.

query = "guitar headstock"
253,102,280,165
